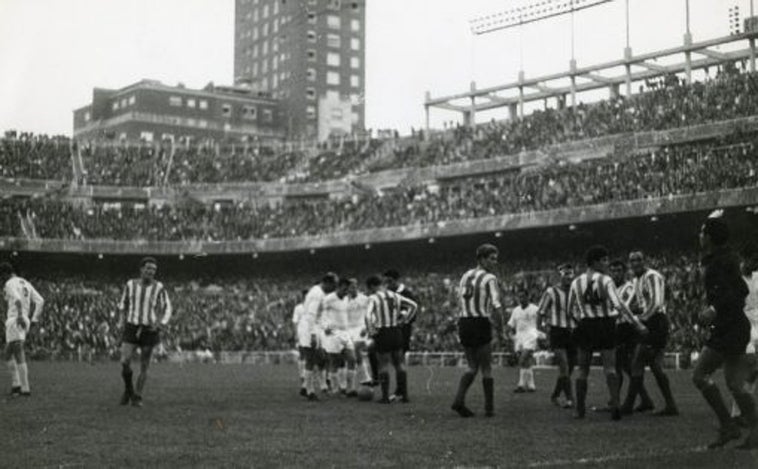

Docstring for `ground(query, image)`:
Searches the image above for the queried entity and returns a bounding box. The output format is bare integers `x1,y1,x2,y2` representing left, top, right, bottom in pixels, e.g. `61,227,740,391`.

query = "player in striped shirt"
118,257,172,407
366,275,417,404
384,269,419,401
568,245,647,420
610,259,654,414
622,251,679,416
537,263,575,408
2,262,44,397
451,244,504,418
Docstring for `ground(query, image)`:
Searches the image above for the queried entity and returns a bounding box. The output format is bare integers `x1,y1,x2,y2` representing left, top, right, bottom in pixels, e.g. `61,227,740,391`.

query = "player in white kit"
320,278,358,396
292,289,308,396
346,278,371,387
299,273,337,401
732,259,758,424
508,288,540,393
2,262,44,397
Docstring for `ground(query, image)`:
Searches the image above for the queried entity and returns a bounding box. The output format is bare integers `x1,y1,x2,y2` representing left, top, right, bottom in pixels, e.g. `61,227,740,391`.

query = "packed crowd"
3,70,758,185
17,251,714,358
5,133,756,241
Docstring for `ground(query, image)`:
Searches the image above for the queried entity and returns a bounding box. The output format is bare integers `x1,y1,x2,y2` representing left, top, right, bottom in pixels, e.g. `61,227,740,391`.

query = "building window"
262,60,268,74
307,13,316,24
331,107,344,120
112,102,119,111
307,30,317,43
161,133,174,142
351,111,359,124
350,38,360,50
84,111,91,121
120,98,128,108
253,44,259,58
350,75,360,87
326,33,340,48
263,4,269,18
274,1,279,15
306,87,316,99
129,95,136,105
199,120,208,128
327,52,340,66
306,105,316,119
169,96,182,107
351,19,360,31
262,109,273,122
307,68,317,81
243,105,257,120
327,15,340,29
263,22,269,36
307,49,316,61
187,98,196,108
262,40,269,55
199,100,208,110
140,131,154,142
222,104,232,116
327,71,340,85
350,56,360,69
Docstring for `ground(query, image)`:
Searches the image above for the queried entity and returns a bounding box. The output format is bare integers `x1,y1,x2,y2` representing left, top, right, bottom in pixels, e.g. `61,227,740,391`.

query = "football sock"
136,372,147,395
733,390,757,426
733,381,758,417
121,364,134,395
379,372,390,401
338,368,347,390
483,377,494,415
551,378,561,399
701,383,731,427
518,369,526,388
576,378,588,416
563,376,574,402
330,371,340,391
397,370,408,399
17,363,29,393
527,368,536,390
622,376,642,410
361,361,371,382
298,360,305,380
453,371,475,407
304,370,314,394
654,372,677,410
639,376,654,407
320,370,328,391
369,350,379,381
347,369,356,392
7,359,20,388
606,372,620,408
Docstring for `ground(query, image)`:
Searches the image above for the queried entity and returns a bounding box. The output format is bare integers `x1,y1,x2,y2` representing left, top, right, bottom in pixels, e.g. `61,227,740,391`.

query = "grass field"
2,362,757,468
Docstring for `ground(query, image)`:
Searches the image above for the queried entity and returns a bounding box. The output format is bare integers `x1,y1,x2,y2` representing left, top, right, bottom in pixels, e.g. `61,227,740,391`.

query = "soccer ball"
357,386,374,402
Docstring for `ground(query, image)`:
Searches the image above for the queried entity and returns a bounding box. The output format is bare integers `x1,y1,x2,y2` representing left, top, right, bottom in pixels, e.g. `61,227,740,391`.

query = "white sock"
330,371,340,391
6,359,20,388
320,370,328,390
347,369,357,391
18,363,29,392
304,370,314,394
360,361,370,382
518,369,526,387
338,368,347,390
527,368,535,390
298,360,305,380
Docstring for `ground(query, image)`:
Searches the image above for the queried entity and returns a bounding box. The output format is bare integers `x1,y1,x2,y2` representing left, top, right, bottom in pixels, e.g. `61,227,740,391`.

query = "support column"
624,46,633,97
518,71,525,118
469,81,477,128
569,59,577,108
424,91,431,136
684,32,693,84
508,103,518,121
750,38,756,72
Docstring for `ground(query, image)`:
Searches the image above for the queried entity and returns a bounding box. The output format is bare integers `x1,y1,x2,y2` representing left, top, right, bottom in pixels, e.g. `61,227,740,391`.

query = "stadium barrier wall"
159,350,690,370
4,185,758,255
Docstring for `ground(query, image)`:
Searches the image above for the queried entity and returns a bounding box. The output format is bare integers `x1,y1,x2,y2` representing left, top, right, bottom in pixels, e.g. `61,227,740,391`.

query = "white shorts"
297,321,313,348
514,331,539,352
5,317,29,343
348,327,367,348
322,330,354,355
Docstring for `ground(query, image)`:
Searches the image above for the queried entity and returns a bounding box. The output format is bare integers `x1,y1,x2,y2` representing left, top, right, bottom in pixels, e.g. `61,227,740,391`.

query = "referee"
118,257,172,407
451,244,504,418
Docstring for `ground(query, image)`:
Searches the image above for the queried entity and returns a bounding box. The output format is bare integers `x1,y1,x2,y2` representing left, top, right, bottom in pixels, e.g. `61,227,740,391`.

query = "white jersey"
744,273,758,353
508,303,540,352
346,293,369,331
292,303,305,327
5,276,44,323
303,285,327,331
320,292,349,331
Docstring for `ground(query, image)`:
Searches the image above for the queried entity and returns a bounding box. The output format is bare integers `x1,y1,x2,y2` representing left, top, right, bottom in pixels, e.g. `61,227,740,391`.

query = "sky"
0,0,750,136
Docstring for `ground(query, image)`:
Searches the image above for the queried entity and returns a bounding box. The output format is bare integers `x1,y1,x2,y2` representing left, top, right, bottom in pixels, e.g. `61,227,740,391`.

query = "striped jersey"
458,268,502,318
616,281,637,324
394,284,419,323
632,268,666,316
568,272,627,321
537,285,573,328
367,290,418,331
4,276,44,322
119,279,172,326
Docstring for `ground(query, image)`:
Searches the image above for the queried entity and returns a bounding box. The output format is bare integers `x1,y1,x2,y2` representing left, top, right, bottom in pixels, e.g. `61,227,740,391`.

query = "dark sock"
701,383,732,427
379,372,390,400
453,372,475,407
617,370,624,395
551,377,562,399
655,373,677,410
639,376,653,407
121,364,134,395
369,351,379,382
563,376,573,401
483,377,494,415
733,391,757,426
606,373,620,408
623,376,641,410
576,378,587,416
397,370,408,399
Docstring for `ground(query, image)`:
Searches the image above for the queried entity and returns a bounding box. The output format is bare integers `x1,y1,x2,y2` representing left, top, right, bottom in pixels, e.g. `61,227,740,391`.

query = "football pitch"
2,363,757,468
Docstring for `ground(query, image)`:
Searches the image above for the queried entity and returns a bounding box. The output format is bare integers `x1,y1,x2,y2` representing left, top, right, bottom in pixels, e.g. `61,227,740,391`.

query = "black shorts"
548,327,574,351
374,327,403,354
641,313,669,351
574,318,616,351
615,322,639,347
400,324,413,352
122,324,160,348
458,317,492,349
